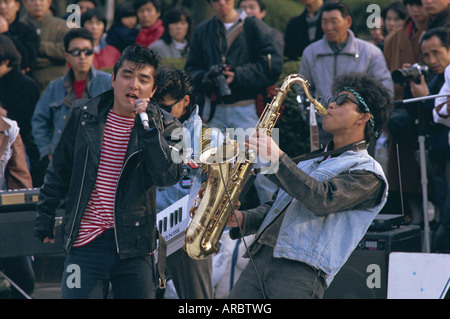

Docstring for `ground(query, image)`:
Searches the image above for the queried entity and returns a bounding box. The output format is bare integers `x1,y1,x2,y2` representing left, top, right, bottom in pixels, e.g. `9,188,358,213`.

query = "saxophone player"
227,72,393,299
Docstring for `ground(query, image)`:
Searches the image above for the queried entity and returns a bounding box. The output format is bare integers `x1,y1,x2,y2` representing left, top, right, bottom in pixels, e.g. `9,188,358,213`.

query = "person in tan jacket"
20,0,69,92
382,0,429,224
383,0,429,100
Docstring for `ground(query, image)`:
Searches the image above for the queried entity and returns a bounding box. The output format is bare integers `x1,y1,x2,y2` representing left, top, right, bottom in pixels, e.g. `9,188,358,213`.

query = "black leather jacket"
34,90,183,259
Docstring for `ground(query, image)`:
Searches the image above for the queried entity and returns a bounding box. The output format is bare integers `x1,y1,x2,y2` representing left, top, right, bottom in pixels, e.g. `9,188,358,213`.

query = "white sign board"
388,252,450,299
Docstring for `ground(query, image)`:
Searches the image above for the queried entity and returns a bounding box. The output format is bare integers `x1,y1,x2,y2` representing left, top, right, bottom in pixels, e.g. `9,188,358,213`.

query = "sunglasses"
159,96,184,113
66,48,94,57
327,93,361,108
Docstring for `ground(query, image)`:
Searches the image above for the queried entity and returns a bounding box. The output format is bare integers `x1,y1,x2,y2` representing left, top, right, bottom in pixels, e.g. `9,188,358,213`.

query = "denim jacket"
156,106,223,212
255,150,388,287
31,67,111,159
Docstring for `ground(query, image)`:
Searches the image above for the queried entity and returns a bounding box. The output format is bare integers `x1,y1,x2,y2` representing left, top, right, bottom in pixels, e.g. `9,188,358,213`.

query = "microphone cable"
218,160,267,299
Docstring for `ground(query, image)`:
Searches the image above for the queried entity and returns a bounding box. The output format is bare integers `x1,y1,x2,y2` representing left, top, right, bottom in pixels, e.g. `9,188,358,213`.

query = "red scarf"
135,19,164,47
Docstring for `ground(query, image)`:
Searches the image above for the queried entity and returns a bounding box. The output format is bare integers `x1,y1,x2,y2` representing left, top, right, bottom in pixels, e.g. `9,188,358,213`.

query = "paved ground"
33,282,61,299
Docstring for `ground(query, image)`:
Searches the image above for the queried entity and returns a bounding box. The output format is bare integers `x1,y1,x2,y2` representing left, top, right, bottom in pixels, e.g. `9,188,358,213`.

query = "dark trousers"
434,161,450,253
166,248,213,299
60,229,155,299
228,245,326,299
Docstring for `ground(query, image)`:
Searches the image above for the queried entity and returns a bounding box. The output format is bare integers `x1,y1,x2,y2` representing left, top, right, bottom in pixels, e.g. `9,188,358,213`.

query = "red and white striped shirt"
73,111,135,247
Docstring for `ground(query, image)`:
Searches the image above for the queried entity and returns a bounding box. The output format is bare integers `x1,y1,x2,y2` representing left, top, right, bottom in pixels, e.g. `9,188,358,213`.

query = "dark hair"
133,0,161,12
112,1,137,27
331,72,393,139
402,0,422,6
113,44,161,85
321,1,351,18
420,27,450,49
0,35,21,69
237,0,266,11
63,28,94,51
160,6,192,45
81,8,107,28
156,66,196,114
381,1,407,21
73,0,98,6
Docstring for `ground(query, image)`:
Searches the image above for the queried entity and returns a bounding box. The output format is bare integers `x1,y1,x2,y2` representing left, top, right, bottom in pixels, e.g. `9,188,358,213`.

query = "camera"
392,63,429,84
203,64,232,98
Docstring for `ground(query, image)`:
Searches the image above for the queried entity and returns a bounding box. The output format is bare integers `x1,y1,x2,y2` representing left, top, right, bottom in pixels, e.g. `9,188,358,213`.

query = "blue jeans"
227,245,326,299
60,229,155,299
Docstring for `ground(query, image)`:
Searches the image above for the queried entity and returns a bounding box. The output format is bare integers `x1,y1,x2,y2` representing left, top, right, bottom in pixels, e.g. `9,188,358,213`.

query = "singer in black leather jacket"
34,45,184,299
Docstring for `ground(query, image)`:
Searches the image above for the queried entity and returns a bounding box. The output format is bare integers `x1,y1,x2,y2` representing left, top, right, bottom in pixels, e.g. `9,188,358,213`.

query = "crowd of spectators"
0,0,449,299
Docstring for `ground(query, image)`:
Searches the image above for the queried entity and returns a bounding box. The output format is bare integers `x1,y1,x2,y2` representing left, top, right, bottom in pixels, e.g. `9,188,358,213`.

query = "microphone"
136,99,150,130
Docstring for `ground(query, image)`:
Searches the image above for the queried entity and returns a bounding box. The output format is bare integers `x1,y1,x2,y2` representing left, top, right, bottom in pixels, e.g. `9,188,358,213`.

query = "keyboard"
156,195,191,256
0,188,40,212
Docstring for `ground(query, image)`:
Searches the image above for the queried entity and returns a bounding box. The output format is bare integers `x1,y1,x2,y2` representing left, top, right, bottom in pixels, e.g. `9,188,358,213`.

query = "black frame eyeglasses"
66,48,94,57
158,96,184,113
327,93,361,108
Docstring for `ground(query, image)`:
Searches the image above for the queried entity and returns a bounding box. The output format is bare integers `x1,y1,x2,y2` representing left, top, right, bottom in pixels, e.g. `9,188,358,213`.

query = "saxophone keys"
213,241,221,255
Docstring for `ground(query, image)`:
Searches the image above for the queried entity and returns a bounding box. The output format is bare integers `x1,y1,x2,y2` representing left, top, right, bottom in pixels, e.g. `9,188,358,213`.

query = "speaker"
323,225,422,299
0,210,64,258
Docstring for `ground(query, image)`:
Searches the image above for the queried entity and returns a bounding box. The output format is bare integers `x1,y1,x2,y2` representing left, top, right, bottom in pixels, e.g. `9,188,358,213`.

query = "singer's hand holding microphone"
136,98,150,130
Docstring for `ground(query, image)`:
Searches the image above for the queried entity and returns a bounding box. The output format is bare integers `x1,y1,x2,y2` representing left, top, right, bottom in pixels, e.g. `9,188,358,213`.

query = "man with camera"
394,27,450,228
185,0,283,204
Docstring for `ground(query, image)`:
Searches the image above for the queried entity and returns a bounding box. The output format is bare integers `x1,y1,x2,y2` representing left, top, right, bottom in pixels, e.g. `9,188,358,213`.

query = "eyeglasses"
327,93,361,108
158,96,183,113
66,48,94,57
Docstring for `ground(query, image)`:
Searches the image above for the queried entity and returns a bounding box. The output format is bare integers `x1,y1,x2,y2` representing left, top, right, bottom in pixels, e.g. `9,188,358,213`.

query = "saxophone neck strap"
292,140,367,164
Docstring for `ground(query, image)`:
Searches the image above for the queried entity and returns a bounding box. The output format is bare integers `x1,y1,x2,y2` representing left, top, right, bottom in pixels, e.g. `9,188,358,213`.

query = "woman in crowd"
106,1,139,53
150,6,192,59
81,8,121,70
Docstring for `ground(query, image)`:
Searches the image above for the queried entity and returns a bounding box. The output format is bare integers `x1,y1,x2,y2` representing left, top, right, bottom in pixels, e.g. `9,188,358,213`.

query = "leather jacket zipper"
113,149,139,254
64,147,90,250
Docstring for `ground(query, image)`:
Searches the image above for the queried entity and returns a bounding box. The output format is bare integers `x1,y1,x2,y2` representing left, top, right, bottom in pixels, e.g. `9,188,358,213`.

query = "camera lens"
391,69,408,84
391,64,428,84
216,74,232,97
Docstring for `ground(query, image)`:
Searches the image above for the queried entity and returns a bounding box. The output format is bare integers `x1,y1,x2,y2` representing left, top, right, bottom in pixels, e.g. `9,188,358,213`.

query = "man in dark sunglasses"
66,48,94,57
31,28,112,175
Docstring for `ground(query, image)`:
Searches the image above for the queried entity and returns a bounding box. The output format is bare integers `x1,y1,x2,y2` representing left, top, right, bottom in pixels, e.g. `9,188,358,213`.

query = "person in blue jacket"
31,28,111,168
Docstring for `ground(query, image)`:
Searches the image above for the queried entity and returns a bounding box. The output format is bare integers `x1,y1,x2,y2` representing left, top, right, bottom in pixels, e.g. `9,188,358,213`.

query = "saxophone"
184,74,328,260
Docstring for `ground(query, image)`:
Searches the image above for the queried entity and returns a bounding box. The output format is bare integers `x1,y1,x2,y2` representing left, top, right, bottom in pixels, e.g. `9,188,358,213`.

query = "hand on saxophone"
227,210,243,228
245,132,284,163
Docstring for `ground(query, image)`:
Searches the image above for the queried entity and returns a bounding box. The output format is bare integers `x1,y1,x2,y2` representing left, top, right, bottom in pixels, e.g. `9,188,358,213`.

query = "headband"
341,86,378,138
